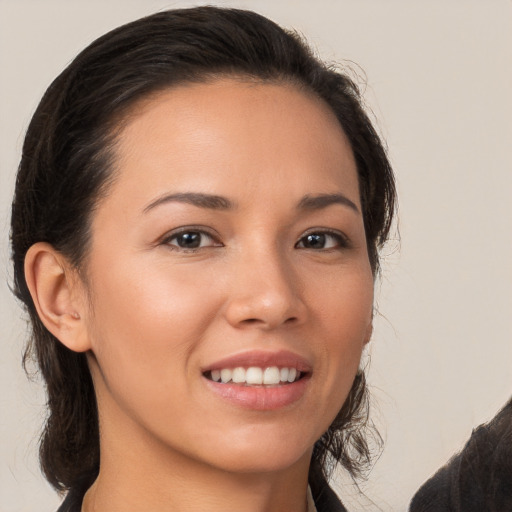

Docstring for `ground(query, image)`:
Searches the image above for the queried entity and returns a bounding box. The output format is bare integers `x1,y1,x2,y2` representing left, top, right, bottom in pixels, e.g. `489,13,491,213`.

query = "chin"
209,447,312,475
194,425,317,475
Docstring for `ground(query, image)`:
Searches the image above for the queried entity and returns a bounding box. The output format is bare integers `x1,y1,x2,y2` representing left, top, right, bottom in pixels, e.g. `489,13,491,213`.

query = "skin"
26,79,374,512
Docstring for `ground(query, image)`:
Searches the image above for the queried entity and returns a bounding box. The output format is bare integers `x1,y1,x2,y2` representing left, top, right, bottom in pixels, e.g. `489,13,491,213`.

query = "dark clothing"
56,474,348,512
311,475,349,512
56,487,83,512
410,398,512,512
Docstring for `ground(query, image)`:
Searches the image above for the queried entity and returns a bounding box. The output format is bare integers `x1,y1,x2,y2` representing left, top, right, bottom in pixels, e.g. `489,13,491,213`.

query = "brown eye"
177,232,202,248
301,233,327,249
164,230,220,250
296,231,347,250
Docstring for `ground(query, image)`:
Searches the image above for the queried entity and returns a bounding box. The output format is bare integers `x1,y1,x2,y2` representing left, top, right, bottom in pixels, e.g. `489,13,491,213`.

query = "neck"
83,446,311,512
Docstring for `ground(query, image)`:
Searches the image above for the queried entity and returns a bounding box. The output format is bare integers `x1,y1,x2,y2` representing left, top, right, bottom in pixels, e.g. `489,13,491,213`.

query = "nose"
223,250,308,330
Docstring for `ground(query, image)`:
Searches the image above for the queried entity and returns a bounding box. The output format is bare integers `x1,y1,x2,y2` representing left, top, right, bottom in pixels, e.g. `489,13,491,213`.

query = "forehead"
108,78,359,209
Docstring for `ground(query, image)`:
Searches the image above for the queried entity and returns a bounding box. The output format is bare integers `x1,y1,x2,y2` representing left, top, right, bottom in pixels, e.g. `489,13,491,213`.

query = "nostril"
241,318,261,325
239,316,298,327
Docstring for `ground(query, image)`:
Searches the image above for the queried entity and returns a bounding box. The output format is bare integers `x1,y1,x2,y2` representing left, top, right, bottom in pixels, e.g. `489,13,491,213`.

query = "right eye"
295,229,350,251
162,229,221,251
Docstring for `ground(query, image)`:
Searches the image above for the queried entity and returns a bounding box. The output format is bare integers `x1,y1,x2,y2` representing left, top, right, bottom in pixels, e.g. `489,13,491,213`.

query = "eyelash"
160,228,350,252
295,229,350,251
160,227,221,252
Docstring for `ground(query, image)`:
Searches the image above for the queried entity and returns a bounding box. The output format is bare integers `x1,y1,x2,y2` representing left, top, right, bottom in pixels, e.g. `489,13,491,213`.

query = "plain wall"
1,1,511,511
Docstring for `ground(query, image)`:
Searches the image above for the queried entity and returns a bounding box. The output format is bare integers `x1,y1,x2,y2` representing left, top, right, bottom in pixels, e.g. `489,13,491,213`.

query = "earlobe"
24,242,91,353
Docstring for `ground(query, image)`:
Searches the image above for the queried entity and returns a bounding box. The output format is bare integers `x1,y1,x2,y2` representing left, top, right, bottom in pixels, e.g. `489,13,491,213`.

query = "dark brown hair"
10,6,396,495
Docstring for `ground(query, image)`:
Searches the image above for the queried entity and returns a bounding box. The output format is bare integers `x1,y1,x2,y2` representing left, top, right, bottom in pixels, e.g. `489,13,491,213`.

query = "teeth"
263,367,280,385
232,367,246,383
208,366,302,385
220,369,232,383
246,367,263,385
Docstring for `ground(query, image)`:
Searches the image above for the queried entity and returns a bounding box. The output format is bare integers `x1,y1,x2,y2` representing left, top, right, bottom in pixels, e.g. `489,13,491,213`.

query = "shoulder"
410,398,512,512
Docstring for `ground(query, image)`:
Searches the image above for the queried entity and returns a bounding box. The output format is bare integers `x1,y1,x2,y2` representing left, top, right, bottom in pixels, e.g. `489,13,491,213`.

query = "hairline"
77,72,363,279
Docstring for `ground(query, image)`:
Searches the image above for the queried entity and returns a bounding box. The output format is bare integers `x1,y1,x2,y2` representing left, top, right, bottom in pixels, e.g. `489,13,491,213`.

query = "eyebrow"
143,191,359,214
297,193,359,213
143,192,234,213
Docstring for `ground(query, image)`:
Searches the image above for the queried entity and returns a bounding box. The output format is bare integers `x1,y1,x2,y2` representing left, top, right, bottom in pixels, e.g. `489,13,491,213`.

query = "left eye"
164,230,219,250
296,231,346,250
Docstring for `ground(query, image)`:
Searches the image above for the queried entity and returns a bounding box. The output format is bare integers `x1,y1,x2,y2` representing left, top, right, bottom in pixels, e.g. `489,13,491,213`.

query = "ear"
24,242,91,353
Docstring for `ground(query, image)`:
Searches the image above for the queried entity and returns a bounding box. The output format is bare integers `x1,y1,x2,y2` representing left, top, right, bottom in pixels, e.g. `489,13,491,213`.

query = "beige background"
1,1,511,511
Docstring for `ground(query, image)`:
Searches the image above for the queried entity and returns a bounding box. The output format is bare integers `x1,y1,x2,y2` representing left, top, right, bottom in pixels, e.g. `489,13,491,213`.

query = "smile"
202,351,312,410
205,366,303,386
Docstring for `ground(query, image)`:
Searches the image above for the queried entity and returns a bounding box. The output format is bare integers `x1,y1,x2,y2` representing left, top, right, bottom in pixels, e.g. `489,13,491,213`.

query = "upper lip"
202,350,312,373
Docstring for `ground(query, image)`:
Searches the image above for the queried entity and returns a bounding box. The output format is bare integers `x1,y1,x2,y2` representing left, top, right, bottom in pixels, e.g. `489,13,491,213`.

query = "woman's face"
81,78,374,475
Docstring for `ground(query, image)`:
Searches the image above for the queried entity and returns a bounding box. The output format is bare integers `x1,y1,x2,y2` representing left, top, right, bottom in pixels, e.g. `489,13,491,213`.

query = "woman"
10,7,396,512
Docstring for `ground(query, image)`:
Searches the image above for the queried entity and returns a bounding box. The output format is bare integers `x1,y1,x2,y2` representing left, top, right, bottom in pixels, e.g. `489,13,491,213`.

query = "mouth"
201,350,312,410
203,366,306,386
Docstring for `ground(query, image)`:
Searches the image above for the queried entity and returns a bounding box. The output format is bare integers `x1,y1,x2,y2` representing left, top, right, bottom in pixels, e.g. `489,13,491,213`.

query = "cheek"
84,256,223,398
307,263,373,415
308,257,373,340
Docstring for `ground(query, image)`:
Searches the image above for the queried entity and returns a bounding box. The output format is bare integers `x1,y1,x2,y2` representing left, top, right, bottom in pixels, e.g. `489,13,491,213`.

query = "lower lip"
204,375,310,411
